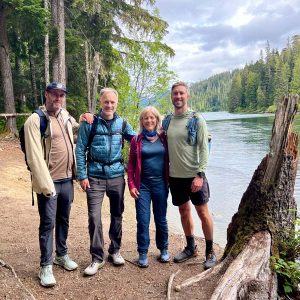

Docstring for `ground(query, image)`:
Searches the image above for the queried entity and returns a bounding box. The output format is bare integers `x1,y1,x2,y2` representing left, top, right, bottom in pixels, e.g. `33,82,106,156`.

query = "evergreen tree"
245,71,259,109
273,57,289,104
228,72,242,112
290,56,300,95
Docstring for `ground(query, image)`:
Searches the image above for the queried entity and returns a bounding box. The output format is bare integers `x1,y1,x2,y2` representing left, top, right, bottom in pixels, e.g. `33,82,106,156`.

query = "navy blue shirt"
141,138,165,180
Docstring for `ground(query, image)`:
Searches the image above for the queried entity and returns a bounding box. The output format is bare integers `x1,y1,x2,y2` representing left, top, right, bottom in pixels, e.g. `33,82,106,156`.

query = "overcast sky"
154,0,300,83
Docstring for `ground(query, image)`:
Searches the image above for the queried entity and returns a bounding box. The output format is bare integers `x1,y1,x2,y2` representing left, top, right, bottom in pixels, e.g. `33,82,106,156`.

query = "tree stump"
175,95,299,298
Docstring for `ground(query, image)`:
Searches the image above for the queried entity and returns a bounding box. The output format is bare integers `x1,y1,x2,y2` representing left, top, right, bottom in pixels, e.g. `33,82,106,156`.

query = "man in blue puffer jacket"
76,88,135,276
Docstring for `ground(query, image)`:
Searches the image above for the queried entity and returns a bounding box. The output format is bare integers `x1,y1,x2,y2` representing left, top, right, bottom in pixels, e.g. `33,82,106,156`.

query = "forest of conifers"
1,1,300,134
190,35,300,113
0,0,176,133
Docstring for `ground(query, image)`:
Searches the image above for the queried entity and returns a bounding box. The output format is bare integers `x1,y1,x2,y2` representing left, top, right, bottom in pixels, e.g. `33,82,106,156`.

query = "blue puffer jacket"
76,112,135,180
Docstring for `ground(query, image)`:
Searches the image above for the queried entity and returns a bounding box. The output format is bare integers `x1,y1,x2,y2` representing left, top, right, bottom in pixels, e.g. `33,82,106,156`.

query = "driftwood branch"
175,232,276,298
210,231,277,299
175,259,228,292
0,259,37,300
167,269,181,299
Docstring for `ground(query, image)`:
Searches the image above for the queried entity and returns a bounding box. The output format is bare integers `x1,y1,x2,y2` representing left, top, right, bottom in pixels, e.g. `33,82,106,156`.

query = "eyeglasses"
49,91,65,98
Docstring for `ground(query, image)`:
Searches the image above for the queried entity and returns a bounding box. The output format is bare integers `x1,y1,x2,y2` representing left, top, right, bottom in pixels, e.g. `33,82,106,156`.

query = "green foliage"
266,104,276,113
0,0,176,126
226,35,300,112
67,96,88,121
190,71,236,112
271,217,300,297
271,257,300,295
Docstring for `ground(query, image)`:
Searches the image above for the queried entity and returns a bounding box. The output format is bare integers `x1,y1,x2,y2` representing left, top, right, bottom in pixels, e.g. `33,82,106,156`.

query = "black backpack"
19,109,48,205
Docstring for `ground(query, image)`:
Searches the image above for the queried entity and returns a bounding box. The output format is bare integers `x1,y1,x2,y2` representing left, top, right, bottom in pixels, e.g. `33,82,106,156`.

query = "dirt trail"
0,138,223,300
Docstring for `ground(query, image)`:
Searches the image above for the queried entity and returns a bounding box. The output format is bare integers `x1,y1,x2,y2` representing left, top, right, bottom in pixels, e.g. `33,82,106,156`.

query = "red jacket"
127,133,169,191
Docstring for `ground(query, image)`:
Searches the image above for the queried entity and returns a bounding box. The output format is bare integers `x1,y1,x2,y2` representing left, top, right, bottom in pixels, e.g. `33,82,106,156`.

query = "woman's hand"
130,188,140,199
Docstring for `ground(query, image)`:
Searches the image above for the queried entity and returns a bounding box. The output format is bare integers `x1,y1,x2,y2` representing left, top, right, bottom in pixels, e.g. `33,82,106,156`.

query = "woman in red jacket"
127,106,169,267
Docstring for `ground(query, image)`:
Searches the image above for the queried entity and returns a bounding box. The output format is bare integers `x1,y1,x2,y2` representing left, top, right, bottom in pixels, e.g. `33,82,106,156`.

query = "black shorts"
169,176,210,207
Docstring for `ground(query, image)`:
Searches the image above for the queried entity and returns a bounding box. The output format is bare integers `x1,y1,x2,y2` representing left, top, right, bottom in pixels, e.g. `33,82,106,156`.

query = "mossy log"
176,95,299,298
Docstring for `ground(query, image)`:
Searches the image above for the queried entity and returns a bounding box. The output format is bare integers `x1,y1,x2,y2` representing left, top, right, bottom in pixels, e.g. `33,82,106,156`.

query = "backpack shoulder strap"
121,118,128,148
121,118,127,134
86,114,99,149
162,113,172,132
33,109,48,136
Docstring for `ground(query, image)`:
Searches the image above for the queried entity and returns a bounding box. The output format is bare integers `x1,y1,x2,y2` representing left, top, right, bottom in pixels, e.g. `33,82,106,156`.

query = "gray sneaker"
204,251,217,269
38,265,56,287
54,254,78,271
84,261,105,276
108,251,125,266
174,245,198,263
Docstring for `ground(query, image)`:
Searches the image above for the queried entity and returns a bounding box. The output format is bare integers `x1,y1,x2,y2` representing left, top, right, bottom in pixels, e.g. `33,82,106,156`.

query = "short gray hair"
100,87,118,98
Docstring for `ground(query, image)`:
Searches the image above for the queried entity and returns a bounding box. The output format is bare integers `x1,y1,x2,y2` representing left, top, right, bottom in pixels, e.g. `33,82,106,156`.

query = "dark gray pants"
37,180,73,266
86,176,125,262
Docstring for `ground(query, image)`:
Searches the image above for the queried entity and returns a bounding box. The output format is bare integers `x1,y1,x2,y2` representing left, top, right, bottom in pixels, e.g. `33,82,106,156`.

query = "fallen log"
175,95,299,298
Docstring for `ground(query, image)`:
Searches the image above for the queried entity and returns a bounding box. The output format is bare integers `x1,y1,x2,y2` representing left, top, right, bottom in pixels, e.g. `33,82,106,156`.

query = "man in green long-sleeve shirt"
163,81,216,269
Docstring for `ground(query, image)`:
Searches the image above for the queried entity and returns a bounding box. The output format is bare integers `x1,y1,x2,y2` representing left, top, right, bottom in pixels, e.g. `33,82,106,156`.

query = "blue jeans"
37,179,74,266
135,178,169,254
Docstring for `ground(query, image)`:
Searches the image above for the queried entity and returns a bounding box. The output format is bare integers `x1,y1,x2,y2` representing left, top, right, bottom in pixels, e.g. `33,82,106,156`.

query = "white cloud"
155,0,300,82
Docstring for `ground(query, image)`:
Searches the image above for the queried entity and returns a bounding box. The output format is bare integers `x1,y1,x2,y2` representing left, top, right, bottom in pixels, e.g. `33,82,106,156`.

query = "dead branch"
167,269,181,300
0,258,37,300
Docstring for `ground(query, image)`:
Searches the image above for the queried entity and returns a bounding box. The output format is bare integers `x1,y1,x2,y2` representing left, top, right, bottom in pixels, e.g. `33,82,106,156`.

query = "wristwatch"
197,172,205,178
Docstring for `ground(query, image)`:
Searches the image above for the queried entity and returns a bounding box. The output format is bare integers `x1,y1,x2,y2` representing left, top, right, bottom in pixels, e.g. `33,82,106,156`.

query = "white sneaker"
38,265,56,287
108,251,125,266
54,254,78,271
83,261,105,276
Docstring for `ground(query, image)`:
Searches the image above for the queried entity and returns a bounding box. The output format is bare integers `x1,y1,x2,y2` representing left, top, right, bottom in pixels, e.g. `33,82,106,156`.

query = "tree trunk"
175,95,299,298
89,52,101,114
50,0,66,107
57,0,65,86
85,41,91,111
51,0,59,82
44,0,50,85
0,4,17,134
29,52,38,107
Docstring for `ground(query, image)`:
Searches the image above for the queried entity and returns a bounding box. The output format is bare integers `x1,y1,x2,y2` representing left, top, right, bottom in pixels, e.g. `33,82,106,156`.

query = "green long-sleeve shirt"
166,111,209,178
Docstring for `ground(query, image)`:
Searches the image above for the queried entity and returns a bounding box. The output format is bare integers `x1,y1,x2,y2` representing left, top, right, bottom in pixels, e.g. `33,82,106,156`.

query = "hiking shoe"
173,245,198,263
138,253,149,268
204,251,217,269
54,254,78,271
84,261,105,276
159,249,170,263
38,265,56,287
108,251,125,266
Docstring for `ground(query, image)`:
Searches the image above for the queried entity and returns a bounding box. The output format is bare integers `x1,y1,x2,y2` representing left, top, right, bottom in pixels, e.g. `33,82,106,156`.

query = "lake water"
167,111,300,247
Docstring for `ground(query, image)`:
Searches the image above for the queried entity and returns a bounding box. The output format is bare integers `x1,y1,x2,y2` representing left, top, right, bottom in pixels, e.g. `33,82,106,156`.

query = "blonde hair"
138,106,162,134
